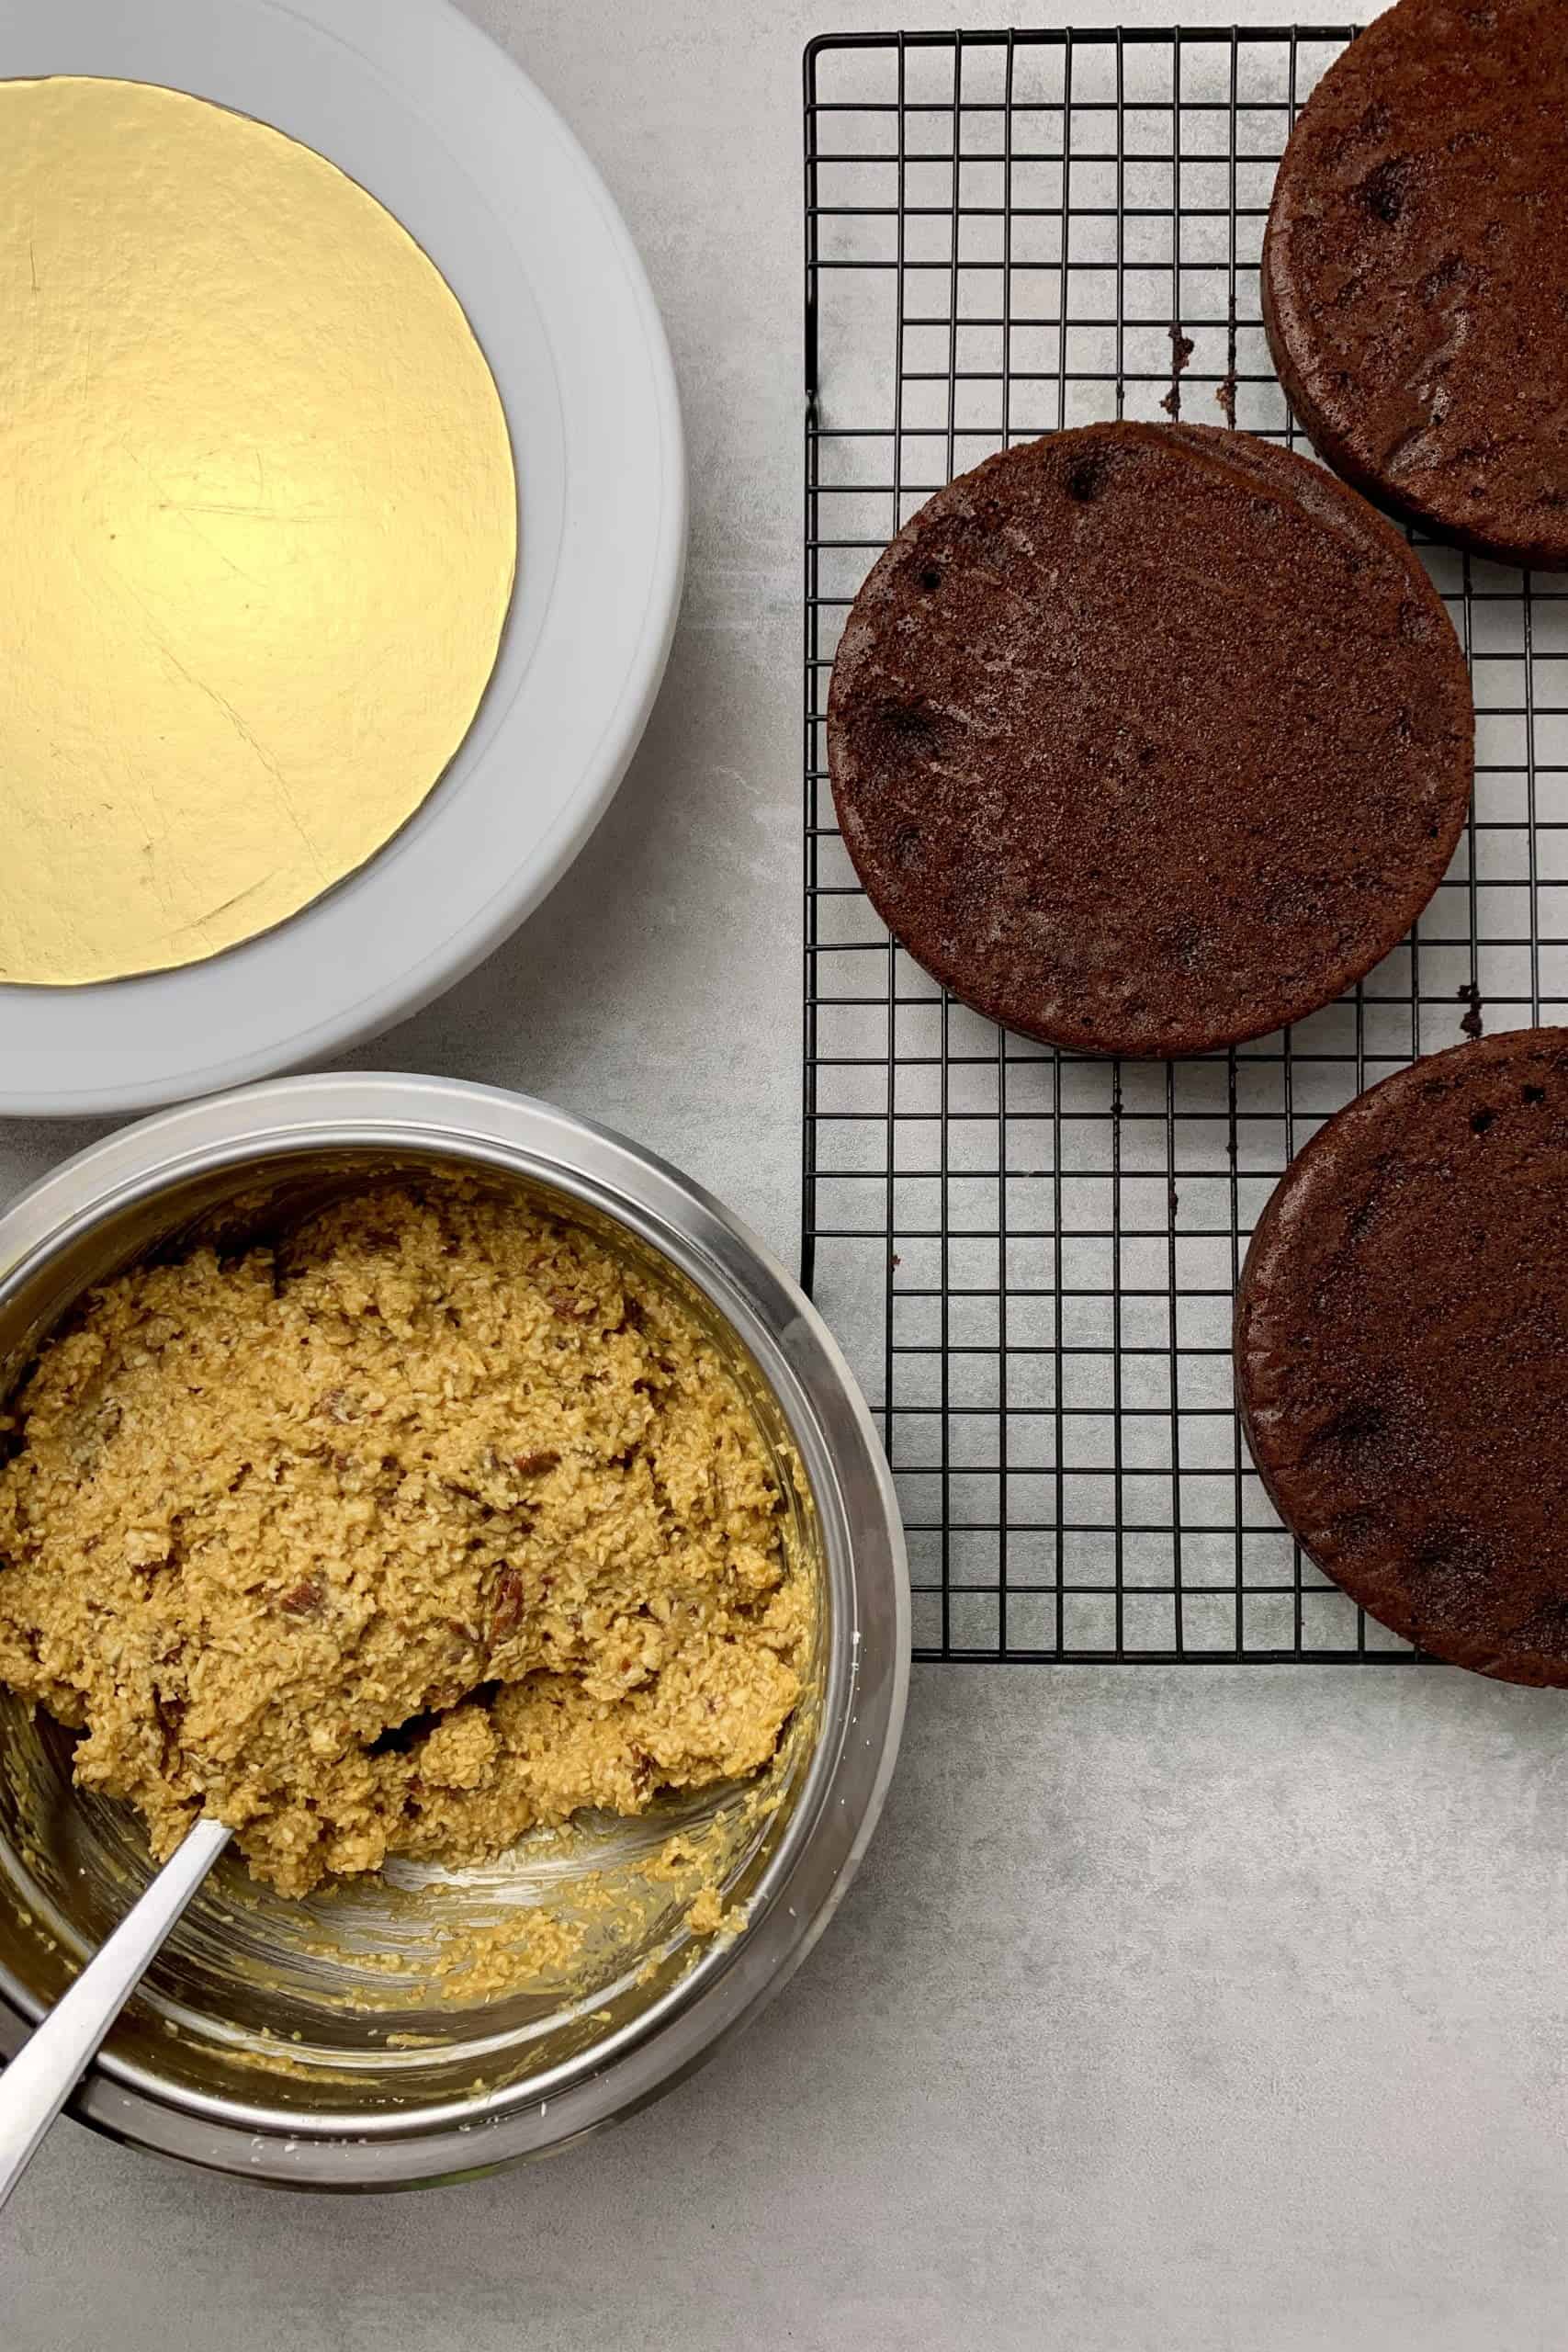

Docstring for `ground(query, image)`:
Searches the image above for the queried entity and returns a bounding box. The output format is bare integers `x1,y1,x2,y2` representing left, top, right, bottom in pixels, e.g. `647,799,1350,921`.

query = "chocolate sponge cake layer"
1237,1028,1568,1686
826,422,1473,1058
1263,0,1568,571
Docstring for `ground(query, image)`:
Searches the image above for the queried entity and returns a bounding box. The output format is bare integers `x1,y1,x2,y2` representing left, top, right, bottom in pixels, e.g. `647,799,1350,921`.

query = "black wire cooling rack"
801,25,1568,1664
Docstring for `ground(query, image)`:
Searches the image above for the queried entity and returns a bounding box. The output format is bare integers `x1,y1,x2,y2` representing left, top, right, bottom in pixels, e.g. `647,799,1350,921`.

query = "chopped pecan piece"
278,1577,324,1617
513,1449,560,1476
490,1566,525,1638
547,1290,592,1322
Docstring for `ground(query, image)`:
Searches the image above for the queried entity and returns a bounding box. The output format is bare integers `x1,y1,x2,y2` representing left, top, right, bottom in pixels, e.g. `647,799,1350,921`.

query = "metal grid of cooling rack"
801,25,1568,1664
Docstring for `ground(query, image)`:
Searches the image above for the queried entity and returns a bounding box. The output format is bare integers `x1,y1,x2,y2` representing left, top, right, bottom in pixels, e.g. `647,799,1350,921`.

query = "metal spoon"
0,1815,231,2211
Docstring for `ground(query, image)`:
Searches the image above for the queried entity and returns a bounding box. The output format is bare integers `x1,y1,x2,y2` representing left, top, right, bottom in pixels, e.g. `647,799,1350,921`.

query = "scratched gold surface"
0,77,517,987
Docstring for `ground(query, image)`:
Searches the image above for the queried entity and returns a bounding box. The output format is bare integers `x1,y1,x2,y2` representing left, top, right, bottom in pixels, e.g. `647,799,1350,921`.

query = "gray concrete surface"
6,1,1568,2345
7,1670,1568,2349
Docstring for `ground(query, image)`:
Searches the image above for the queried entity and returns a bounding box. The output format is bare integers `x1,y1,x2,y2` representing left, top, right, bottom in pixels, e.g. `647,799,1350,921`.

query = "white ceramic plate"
0,0,685,1118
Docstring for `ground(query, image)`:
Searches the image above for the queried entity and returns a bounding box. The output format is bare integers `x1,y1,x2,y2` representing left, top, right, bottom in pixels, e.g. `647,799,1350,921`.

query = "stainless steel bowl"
0,1075,908,2188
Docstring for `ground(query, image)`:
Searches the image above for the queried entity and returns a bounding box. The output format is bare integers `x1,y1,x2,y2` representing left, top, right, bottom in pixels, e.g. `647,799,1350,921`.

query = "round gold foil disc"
0,77,517,986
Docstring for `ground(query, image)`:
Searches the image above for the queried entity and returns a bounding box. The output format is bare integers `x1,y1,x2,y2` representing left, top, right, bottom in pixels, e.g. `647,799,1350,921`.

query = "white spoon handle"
0,1814,231,2212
